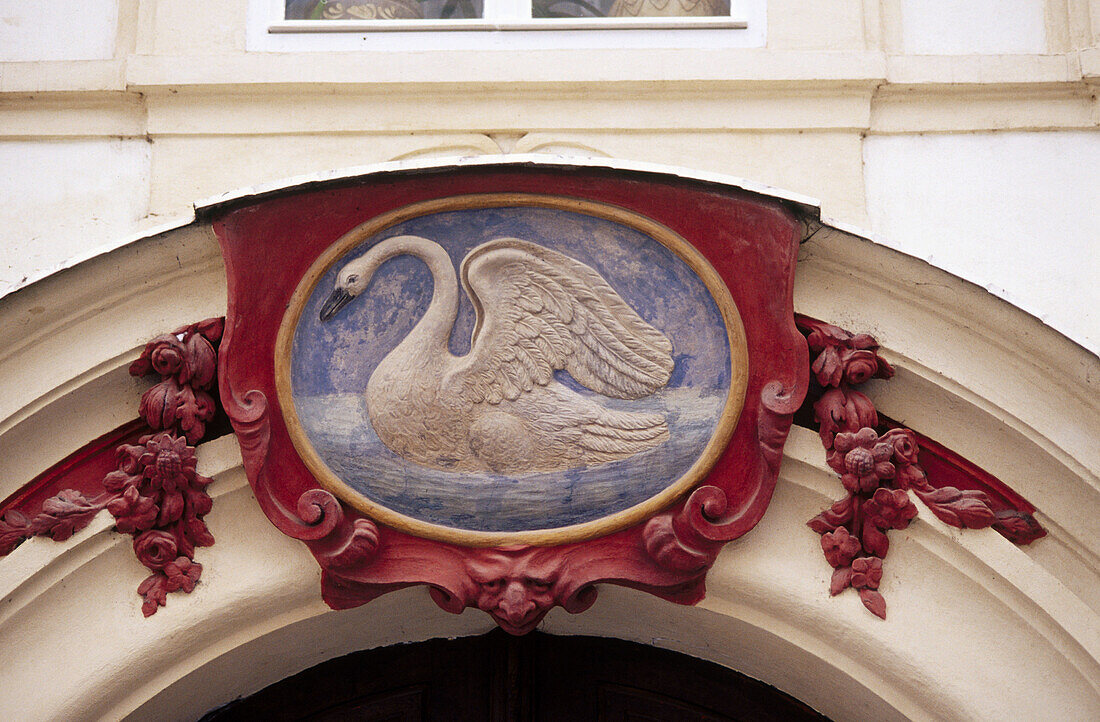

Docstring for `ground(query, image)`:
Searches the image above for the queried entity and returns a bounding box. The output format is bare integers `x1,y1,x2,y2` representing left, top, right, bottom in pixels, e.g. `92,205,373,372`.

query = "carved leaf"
157,490,185,526
195,317,225,345
138,572,169,617
182,333,217,389
859,588,887,619
175,525,194,560
861,525,890,558
811,346,844,387
184,517,216,548
175,386,215,444
917,487,996,529
185,487,213,518
830,566,852,596
37,489,102,542
992,510,1047,545
0,511,31,555
140,379,183,430
807,494,855,534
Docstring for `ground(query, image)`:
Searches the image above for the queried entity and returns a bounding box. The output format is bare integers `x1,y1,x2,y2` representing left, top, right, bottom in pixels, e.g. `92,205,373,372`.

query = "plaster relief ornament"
213,171,810,633
316,235,675,475
0,162,1048,625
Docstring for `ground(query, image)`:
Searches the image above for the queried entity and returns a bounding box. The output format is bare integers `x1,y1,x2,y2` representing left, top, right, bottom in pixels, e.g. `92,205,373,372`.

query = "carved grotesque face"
467,553,561,635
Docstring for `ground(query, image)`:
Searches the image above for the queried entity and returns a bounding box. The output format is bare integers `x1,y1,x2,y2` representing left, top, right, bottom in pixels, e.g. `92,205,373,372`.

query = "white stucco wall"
0,139,150,289
900,0,1048,55
3,0,1097,352
863,130,1100,353
0,0,119,61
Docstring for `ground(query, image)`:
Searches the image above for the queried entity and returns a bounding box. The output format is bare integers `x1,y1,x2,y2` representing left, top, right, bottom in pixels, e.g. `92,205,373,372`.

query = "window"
278,0,746,29
250,0,763,51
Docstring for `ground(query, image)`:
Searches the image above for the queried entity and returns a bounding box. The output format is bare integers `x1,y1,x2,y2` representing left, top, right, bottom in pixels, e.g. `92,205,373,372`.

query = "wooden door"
201,631,826,721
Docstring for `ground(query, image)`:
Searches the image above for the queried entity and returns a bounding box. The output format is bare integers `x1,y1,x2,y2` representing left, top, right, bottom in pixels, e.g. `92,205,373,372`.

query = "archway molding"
1,158,1096,720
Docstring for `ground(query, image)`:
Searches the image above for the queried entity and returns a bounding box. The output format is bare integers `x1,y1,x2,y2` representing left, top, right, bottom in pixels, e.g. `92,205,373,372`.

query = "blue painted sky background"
288,206,734,532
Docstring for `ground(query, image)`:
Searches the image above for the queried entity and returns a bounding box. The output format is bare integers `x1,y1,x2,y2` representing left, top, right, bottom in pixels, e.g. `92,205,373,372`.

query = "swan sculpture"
318,234,675,474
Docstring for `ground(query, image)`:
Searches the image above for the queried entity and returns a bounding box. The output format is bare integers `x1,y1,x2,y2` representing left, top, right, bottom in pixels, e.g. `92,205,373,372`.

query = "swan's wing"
452,238,674,404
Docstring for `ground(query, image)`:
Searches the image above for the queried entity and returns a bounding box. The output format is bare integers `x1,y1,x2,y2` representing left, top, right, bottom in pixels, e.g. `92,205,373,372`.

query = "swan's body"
319,235,674,474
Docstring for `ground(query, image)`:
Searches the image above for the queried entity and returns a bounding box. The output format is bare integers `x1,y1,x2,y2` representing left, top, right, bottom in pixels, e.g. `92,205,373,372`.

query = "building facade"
1,2,1098,719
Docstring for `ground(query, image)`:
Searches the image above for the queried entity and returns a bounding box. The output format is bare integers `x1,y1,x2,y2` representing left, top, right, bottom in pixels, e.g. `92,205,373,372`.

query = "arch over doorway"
0,158,1096,721
203,631,825,721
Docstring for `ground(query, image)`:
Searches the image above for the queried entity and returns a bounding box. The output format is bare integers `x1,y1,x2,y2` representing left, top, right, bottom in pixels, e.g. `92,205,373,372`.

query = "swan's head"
319,256,372,322
319,235,435,322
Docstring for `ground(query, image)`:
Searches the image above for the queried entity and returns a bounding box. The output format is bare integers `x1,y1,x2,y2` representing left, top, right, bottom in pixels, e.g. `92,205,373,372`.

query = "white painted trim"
194,153,823,216
247,0,766,51
267,18,749,32
0,214,195,302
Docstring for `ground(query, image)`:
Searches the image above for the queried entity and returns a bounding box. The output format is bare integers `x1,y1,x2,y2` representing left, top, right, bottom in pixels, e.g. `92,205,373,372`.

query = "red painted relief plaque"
211,164,808,633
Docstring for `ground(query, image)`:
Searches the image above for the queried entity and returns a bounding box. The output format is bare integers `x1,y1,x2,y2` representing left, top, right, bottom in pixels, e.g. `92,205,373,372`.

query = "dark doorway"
202,630,826,721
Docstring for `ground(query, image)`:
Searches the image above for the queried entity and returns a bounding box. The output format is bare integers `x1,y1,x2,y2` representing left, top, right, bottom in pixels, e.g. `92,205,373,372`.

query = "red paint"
887,419,1038,514
0,320,224,616
1,419,147,514
212,164,809,633
798,314,1046,619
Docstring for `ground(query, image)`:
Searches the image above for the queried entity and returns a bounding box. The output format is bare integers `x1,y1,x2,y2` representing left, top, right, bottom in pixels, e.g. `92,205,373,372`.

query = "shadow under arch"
199,630,828,721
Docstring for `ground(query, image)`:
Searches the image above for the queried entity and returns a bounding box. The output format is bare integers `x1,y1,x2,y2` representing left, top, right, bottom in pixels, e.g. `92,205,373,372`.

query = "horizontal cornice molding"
3,51,1096,138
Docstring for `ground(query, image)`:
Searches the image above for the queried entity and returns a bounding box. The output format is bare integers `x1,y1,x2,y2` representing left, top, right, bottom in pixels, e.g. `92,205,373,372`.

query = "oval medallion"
276,194,748,545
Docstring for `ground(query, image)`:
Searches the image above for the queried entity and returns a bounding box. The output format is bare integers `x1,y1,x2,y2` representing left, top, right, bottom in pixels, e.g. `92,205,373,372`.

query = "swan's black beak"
319,288,353,322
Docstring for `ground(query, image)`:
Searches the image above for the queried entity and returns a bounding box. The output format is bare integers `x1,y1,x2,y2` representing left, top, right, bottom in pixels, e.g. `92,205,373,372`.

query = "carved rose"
841,348,881,385
821,526,861,568
131,334,180,377
131,330,218,389
864,487,919,531
150,335,187,378
815,388,878,452
882,428,920,465
850,556,883,590
133,530,178,571
802,317,894,388
107,485,159,534
834,428,895,494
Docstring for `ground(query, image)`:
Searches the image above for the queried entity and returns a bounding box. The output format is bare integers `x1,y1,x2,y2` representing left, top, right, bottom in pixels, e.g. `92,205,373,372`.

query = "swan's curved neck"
366,235,457,356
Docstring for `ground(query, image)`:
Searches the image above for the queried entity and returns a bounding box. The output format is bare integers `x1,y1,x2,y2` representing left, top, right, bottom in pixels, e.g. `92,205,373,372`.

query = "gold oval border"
275,194,749,547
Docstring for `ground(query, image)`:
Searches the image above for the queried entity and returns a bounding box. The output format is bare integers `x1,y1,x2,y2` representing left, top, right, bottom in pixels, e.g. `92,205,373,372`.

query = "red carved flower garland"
798,315,1012,618
0,319,223,616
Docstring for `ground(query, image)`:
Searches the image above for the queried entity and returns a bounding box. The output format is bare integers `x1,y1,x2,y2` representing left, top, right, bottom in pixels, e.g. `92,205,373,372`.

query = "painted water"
296,387,725,531
289,204,733,533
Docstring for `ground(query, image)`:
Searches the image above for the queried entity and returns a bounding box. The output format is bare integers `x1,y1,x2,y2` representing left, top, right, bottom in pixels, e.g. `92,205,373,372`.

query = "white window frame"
248,0,765,51
268,0,750,32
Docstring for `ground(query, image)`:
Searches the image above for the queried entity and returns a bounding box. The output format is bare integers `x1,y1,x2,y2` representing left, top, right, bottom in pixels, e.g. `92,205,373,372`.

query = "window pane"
286,0,485,20
532,0,729,18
